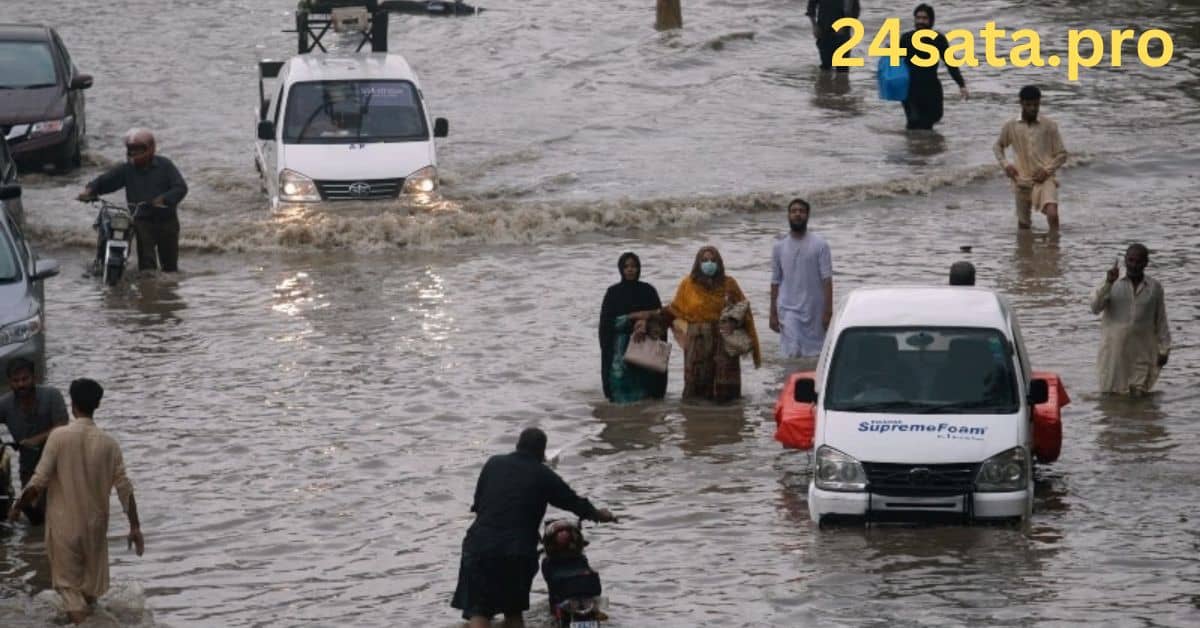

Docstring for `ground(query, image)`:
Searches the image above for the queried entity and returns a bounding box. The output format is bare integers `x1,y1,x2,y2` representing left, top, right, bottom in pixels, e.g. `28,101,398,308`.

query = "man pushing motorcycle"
77,128,188,272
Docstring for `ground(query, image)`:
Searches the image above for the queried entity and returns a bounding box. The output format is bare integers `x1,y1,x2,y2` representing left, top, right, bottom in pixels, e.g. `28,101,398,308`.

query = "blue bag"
877,57,910,101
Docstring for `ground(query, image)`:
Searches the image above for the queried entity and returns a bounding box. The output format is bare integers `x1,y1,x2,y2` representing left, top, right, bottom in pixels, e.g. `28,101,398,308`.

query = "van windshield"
283,80,428,144
824,327,1019,414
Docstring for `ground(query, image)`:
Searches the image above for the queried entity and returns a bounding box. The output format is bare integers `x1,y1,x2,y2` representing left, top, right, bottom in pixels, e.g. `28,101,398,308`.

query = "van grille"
862,461,978,497
315,178,404,201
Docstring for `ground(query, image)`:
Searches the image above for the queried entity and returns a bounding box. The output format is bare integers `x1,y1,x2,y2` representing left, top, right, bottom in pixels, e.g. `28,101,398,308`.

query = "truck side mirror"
257,120,276,141
433,117,449,138
71,74,94,90
0,184,21,201
794,377,818,404
31,258,60,281
1028,379,1049,405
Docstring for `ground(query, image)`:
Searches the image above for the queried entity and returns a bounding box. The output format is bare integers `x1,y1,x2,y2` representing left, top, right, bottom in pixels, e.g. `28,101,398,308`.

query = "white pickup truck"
773,286,1069,525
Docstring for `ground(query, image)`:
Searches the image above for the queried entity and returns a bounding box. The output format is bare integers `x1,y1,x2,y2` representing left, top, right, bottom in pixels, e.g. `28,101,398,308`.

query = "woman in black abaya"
599,252,668,402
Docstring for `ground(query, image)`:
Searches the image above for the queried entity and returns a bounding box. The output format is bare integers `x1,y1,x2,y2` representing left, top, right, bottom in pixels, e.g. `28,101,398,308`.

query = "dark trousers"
816,30,851,72
133,217,180,272
902,79,945,130
18,469,46,526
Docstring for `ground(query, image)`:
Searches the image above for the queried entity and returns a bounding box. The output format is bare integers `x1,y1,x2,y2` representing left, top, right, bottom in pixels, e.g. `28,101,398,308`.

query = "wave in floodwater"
24,155,1095,253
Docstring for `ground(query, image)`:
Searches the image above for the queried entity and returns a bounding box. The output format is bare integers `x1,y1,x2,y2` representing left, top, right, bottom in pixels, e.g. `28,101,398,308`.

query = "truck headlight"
814,445,867,492
401,166,438,194
0,314,43,347
975,447,1027,492
279,169,321,202
29,116,72,137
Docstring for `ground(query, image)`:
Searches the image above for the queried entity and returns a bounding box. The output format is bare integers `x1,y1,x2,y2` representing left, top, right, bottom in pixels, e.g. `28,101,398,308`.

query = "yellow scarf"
670,276,762,367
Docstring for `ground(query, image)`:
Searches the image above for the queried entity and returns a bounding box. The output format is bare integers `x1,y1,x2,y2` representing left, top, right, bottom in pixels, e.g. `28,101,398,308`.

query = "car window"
52,30,73,73
0,41,59,88
283,80,429,144
824,326,1019,414
271,82,285,126
0,226,21,283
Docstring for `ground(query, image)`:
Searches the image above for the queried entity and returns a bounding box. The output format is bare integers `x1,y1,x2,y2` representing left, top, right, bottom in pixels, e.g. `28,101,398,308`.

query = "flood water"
1,0,1198,626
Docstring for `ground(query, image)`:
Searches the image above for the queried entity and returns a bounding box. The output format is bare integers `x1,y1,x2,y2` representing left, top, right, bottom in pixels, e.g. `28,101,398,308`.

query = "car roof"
281,53,419,84
0,24,52,41
836,286,1011,331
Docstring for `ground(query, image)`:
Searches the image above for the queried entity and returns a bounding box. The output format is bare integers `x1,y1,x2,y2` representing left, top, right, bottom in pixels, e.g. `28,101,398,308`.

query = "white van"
781,286,1059,525
253,53,448,208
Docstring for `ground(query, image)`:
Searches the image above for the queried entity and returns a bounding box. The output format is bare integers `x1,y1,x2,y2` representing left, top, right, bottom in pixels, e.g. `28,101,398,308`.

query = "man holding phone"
1089,244,1171,395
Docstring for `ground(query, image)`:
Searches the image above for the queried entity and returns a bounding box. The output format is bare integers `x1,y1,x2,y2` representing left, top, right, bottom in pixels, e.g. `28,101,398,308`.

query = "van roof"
837,286,1010,331
282,52,419,83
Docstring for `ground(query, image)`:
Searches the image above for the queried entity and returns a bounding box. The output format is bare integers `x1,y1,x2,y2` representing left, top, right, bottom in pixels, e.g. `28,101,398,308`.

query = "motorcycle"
87,199,143,286
540,518,607,628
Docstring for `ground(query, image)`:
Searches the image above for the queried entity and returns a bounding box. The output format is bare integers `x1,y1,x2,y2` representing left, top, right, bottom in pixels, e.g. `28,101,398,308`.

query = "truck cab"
774,286,1067,525
253,2,448,208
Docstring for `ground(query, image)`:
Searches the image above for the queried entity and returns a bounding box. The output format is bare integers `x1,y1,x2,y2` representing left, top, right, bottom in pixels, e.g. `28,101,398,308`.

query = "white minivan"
779,286,1060,525
254,53,448,208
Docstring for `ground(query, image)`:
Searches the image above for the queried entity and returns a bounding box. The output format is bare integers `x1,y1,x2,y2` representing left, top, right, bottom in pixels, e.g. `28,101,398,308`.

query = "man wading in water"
899,4,968,130
994,85,1068,231
452,428,616,627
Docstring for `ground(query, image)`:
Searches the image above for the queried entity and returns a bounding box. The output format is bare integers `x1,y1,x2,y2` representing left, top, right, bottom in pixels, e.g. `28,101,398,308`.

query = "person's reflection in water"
1010,230,1063,297
676,402,747,459
811,70,856,114
905,129,947,158
1094,394,1171,457
129,276,187,327
586,401,669,457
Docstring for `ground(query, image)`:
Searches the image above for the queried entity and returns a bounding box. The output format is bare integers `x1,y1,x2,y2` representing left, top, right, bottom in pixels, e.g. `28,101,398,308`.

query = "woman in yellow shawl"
666,246,761,401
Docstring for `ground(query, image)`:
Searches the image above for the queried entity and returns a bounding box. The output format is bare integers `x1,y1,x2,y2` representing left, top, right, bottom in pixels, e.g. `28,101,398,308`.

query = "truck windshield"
283,80,428,144
0,230,20,283
824,327,1019,414
0,42,58,89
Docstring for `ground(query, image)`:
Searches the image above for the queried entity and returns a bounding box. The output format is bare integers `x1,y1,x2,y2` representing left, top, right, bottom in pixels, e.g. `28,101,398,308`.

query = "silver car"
0,181,58,383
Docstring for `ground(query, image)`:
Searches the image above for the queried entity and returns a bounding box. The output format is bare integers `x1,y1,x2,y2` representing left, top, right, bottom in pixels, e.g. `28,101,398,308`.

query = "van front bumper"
808,483,1029,523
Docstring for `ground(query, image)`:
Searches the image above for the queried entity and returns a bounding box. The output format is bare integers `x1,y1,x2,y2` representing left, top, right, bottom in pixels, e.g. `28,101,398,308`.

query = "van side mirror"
1028,378,1049,405
794,377,818,404
71,74,93,90
0,184,21,201
433,117,449,138
31,258,60,281
257,120,276,141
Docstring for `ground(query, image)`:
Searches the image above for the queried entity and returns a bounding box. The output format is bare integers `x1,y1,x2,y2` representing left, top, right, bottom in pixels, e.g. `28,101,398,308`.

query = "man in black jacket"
78,128,188,272
807,0,861,72
452,428,617,627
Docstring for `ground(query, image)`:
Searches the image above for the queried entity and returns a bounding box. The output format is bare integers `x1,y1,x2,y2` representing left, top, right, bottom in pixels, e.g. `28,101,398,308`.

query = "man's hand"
76,190,96,202
1106,263,1120,285
1157,353,1169,368
151,195,167,208
595,508,618,523
128,527,144,556
1032,167,1049,183
1003,164,1019,180
960,87,969,101
769,311,781,333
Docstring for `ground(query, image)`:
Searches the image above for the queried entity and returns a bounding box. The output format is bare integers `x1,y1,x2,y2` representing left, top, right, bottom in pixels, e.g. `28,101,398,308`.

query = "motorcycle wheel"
105,263,123,286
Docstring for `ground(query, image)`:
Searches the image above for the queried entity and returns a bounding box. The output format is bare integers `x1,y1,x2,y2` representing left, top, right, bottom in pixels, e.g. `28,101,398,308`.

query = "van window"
282,80,428,144
0,227,21,283
825,327,1019,414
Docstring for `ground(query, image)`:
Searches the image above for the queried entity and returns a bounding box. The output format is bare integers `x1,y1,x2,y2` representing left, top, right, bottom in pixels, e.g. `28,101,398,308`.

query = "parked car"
0,184,59,386
773,286,1068,526
0,23,92,172
0,136,21,227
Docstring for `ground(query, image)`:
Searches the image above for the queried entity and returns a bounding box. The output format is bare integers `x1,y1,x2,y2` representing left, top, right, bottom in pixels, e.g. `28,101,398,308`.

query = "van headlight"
401,166,438,194
814,445,867,492
0,314,43,347
279,169,321,202
975,447,1028,492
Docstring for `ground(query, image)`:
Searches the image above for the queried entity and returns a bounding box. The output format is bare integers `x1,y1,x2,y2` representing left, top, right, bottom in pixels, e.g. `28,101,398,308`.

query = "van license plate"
570,621,599,628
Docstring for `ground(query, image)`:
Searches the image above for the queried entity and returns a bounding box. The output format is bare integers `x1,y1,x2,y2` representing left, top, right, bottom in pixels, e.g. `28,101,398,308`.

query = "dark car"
0,24,92,172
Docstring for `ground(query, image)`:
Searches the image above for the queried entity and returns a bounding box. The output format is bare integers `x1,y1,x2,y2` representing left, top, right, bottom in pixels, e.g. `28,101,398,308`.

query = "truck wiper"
914,400,1009,414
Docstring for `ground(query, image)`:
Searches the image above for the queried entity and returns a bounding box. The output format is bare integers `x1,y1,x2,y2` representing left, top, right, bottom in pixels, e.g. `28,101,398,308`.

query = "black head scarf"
599,252,663,400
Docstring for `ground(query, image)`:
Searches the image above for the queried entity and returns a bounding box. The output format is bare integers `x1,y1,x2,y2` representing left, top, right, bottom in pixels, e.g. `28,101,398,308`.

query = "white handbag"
623,336,672,373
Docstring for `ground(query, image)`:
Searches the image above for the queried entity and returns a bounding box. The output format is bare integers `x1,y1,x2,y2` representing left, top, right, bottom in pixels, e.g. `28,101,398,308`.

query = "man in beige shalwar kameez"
994,85,1068,231
1090,244,1171,395
7,378,144,625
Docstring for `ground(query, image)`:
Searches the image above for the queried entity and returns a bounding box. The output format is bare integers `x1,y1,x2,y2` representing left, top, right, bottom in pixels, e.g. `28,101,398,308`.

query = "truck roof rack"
292,1,390,54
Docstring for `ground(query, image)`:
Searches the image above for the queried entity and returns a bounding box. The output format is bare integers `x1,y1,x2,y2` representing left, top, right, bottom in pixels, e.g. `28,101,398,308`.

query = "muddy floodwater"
1,0,1199,626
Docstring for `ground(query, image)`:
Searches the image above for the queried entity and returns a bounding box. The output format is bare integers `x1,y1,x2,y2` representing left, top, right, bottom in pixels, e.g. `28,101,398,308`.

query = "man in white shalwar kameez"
1089,244,1171,395
7,378,144,625
770,199,833,360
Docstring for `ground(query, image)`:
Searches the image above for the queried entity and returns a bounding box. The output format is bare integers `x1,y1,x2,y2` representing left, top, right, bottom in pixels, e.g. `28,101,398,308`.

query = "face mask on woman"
700,261,718,276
